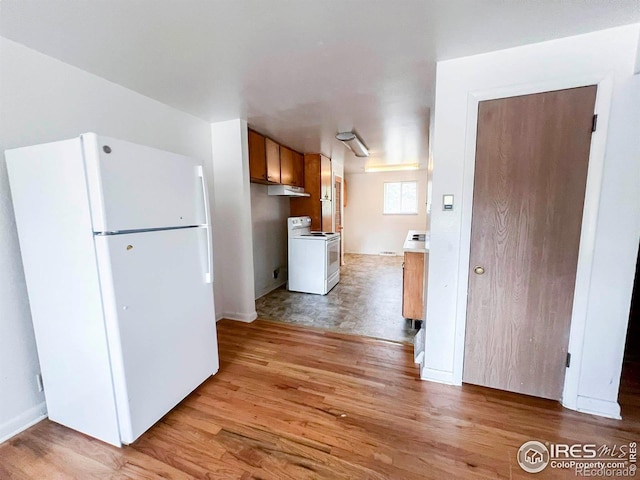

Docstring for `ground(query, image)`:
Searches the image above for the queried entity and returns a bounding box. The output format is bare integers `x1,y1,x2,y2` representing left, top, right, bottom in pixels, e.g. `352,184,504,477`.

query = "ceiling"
2,1,639,173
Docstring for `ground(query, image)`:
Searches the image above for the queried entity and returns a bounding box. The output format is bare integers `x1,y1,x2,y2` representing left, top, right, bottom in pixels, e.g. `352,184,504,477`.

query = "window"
383,181,417,214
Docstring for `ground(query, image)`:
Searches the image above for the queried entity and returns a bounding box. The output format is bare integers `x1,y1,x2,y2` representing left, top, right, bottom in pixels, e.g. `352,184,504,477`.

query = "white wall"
250,184,289,299
635,31,640,74
344,170,428,255
424,24,640,419
0,37,214,442
210,120,257,321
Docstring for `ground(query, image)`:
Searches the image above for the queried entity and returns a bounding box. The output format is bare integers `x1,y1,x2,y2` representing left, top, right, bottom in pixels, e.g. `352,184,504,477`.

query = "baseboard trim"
0,402,47,445
220,311,258,323
570,395,622,420
255,280,287,300
420,367,456,385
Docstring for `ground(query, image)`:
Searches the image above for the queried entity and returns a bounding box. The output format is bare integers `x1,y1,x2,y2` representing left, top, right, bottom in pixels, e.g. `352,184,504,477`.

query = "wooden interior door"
335,176,343,263
463,86,597,400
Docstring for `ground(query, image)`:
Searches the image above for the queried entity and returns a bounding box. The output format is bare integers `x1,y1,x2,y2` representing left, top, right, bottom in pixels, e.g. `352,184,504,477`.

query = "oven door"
326,236,340,279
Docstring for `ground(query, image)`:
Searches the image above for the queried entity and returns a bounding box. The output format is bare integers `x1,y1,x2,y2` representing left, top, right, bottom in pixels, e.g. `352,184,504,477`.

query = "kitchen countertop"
403,230,429,253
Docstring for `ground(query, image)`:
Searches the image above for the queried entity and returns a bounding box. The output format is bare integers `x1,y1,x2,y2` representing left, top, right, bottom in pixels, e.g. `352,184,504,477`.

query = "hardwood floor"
1,319,638,479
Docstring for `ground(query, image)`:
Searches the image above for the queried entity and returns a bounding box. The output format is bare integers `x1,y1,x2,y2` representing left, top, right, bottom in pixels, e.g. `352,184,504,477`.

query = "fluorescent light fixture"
336,131,369,157
364,163,420,173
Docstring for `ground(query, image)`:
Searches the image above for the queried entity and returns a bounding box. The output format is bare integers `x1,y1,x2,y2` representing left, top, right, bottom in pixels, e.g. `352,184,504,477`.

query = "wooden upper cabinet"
320,154,331,201
290,153,331,231
280,146,294,185
265,138,281,184
292,151,304,187
248,130,267,182
248,128,301,186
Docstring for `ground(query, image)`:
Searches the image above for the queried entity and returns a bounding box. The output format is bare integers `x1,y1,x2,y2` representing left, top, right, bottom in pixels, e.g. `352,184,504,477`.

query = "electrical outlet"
273,268,279,279
36,374,44,392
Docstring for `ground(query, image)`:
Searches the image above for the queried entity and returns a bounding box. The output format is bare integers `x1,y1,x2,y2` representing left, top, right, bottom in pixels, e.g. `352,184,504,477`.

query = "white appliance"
287,216,340,295
5,133,219,447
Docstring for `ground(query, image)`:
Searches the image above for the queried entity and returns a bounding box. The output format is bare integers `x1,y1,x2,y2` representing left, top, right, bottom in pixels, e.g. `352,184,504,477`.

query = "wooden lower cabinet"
402,252,425,320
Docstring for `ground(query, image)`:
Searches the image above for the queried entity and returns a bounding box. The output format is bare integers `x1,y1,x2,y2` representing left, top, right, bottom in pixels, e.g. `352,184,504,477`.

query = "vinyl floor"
255,253,419,344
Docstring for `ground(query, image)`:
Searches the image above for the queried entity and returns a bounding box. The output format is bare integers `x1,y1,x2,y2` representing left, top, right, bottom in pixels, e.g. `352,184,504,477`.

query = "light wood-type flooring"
256,253,419,344
1,319,639,479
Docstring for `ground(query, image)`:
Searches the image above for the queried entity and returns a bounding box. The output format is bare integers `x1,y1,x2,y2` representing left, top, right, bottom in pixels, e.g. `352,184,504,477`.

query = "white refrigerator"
6,133,219,447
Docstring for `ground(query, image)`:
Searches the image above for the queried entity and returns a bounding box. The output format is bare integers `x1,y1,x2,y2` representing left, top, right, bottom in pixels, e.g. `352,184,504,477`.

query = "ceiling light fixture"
364,163,420,173
336,132,369,157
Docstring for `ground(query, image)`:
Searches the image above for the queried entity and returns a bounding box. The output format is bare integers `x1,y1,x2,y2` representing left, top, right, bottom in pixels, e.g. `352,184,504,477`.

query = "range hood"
267,185,310,197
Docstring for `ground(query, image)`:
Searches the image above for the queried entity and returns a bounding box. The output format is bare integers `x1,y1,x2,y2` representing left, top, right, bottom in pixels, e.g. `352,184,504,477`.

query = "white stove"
287,216,340,295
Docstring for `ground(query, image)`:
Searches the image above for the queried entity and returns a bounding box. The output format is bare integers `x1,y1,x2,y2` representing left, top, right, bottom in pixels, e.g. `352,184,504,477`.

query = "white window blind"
383,181,417,214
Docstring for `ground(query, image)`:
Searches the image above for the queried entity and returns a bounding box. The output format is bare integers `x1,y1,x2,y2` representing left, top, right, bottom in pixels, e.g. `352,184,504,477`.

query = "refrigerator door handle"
197,166,213,284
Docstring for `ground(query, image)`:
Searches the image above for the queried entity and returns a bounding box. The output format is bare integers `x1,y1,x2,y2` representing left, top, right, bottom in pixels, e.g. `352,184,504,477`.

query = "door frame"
453,73,616,415
334,175,344,265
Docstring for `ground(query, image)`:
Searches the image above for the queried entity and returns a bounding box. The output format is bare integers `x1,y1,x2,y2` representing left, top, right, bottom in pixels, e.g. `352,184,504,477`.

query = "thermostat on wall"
443,194,454,211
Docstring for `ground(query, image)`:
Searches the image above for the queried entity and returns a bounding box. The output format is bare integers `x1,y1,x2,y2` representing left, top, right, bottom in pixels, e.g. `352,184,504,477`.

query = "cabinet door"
248,130,267,182
280,146,294,185
320,154,332,201
265,138,281,184
292,151,304,187
402,252,425,320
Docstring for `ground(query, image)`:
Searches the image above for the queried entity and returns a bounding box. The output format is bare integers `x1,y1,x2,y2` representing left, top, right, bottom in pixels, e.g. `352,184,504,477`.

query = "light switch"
443,194,454,211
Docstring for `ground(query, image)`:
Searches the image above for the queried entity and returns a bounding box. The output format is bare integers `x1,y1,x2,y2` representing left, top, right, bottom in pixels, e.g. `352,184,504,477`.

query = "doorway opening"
254,170,426,345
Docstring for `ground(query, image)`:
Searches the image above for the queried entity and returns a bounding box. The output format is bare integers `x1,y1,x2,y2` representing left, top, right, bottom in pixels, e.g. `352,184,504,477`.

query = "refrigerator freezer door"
94,227,218,444
82,133,207,233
